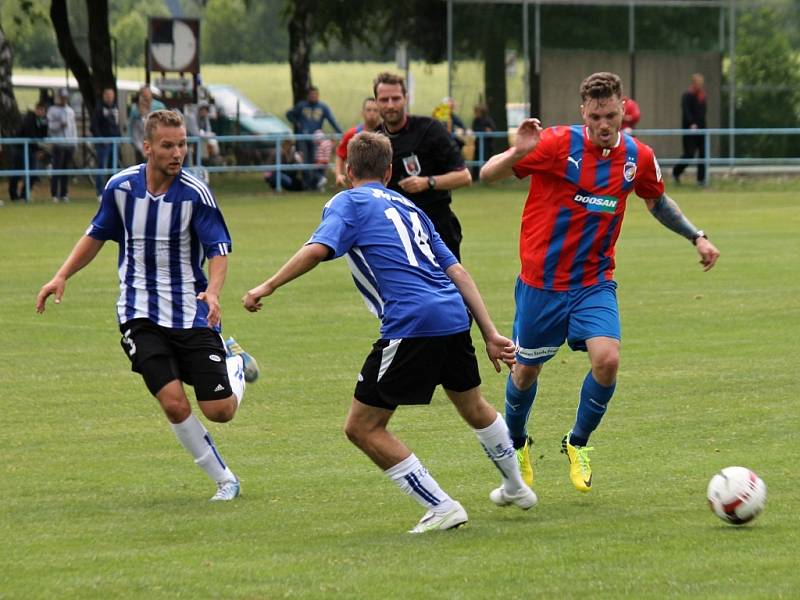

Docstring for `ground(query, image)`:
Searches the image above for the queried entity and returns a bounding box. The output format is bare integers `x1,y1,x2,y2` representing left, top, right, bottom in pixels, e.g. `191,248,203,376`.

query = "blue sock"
570,371,616,447
505,375,538,449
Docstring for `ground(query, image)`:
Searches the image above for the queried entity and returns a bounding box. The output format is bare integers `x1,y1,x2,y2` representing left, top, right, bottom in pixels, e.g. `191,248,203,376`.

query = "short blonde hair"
144,109,185,141
347,131,392,180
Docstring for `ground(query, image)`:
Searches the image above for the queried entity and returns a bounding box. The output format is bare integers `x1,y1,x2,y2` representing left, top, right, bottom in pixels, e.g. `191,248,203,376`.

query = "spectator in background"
471,103,496,179
129,85,166,163
433,96,467,150
264,138,305,192
8,102,48,202
621,96,640,134
186,102,221,165
286,86,342,189
312,130,334,190
47,89,77,203
335,97,381,187
673,73,707,185
91,87,121,201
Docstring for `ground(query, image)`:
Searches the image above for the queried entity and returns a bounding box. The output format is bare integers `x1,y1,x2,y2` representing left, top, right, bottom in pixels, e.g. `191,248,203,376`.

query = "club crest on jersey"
573,190,619,213
623,160,637,182
402,153,422,176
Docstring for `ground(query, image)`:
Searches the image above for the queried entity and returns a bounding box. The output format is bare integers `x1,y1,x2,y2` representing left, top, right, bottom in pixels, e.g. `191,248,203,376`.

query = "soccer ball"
707,466,767,525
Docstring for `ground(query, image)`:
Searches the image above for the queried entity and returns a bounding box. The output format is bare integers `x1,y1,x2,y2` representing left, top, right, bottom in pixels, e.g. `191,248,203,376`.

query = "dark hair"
373,72,407,98
309,86,319,93
580,72,623,102
362,97,377,108
346,131,392,180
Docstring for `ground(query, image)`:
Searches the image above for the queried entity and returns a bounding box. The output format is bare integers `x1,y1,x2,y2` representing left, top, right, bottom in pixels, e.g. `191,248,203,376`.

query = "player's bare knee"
160,398,191,423
200,398,236,423
513,363,541,390
343,420,367,448
592,352,619,383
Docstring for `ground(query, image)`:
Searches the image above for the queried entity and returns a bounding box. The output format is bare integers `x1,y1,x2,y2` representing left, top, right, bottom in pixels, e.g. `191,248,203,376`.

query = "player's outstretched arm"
36,235,105,313
242,243,330,312
479,118,542,183
644,194,720,271
445,263,516,372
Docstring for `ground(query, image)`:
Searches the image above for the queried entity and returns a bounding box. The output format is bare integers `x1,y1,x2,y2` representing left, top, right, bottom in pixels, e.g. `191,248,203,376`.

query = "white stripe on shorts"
378,338,402,381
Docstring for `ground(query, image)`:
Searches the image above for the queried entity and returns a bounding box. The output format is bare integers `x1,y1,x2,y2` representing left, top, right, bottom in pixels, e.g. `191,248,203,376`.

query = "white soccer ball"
707,466,767,525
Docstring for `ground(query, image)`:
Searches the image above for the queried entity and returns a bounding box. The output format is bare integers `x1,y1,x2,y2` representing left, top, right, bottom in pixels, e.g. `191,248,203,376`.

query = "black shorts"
354,331,481,410
429,211,463,261
119,318,232,400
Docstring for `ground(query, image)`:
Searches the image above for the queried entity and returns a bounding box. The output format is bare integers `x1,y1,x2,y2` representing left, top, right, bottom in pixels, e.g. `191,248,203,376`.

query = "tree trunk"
50,0,96,113
86,0,115,99
0,21,22,138
483,29,507,150
287,0,312,106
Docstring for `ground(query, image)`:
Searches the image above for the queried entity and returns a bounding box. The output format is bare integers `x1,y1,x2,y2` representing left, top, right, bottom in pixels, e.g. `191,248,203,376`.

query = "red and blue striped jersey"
512,125,664,291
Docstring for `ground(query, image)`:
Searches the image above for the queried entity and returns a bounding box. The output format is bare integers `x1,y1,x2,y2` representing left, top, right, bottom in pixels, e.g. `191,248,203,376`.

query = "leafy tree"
734,5,800,157
202,0,248,64
0,20,22,137
110,10,147,67
50,0,115,113
2,1,60,67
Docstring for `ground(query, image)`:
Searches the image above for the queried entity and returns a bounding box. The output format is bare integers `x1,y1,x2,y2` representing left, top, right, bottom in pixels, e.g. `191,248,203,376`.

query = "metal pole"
447,0,453,99
23,141,31,203
534,1,540,77
523,1,529,111
728,0,736,164
628,0,636,98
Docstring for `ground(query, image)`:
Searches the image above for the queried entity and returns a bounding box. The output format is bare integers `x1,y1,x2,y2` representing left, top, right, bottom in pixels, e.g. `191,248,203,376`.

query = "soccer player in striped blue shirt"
242,131,537,533
36,110,258,502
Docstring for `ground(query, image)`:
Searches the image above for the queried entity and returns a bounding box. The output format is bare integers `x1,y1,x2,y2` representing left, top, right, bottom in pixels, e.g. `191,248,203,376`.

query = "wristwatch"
691,230,708,245
427,175,436,190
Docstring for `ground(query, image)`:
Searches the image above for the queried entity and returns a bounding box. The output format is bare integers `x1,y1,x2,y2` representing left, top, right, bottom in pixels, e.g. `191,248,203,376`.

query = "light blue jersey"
309,182,470,338
86,165,232,330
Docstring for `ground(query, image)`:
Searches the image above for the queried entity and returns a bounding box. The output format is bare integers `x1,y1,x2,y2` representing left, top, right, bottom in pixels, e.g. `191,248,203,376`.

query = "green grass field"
2,178,798,598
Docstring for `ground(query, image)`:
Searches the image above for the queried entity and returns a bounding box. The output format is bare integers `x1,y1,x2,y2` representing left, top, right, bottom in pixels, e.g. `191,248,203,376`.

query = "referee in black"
374,72,472,260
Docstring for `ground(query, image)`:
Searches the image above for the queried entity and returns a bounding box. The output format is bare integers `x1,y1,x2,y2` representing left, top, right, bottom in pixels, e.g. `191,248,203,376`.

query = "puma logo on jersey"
567,156,582,170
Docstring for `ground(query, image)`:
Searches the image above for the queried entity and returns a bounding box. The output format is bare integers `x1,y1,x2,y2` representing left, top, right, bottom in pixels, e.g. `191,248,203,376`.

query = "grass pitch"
1,178,798,598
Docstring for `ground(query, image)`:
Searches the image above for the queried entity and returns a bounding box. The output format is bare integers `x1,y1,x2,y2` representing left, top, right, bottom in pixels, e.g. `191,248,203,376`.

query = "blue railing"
4,128,800,201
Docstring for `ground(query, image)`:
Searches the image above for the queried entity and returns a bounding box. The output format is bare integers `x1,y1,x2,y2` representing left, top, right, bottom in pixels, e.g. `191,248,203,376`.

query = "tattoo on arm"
648,194,699,240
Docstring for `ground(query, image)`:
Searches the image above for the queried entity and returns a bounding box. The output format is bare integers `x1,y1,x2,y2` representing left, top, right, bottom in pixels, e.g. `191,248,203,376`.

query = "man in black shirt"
672,73,707,185
8,102,48,202
374,72,472,260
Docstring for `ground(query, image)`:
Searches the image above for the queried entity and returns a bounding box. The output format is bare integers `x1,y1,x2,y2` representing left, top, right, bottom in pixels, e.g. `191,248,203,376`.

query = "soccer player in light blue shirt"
242,131,537,533
36,110,258,502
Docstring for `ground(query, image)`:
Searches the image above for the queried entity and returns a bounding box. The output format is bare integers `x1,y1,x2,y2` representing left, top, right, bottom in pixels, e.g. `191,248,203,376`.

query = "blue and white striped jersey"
87,164,232,331
309,182,470,339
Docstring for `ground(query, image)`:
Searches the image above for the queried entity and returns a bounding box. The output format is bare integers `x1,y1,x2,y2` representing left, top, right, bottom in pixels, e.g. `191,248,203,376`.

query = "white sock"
384,453,455,514
171,414,236,484
226,355,245,406
474,412,525,493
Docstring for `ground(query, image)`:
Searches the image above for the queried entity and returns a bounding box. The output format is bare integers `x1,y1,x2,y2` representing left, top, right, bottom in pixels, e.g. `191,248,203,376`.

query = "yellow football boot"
561,434,594,493
515,436,534,488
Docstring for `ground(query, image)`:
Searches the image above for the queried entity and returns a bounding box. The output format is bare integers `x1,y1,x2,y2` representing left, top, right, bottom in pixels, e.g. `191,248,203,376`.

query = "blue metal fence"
4,128,800,202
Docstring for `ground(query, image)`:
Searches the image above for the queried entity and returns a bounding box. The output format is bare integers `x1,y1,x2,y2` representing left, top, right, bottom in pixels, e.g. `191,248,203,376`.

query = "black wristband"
427,176,436,190
691,230,708,245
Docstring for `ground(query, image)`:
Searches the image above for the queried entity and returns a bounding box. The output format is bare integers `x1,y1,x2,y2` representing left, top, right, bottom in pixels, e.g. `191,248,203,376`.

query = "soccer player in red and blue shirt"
480,72,720,493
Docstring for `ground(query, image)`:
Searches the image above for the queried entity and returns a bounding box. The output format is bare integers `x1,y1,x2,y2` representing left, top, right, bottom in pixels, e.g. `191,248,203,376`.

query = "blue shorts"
512,278,620,365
